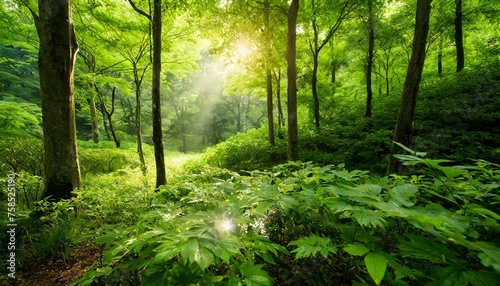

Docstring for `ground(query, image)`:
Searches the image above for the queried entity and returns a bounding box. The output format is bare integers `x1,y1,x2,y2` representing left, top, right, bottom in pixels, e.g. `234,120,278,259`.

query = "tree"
287,0,299,161
364,0,375,120
127,0,166,187
387,0,433,175
264,0,274,146
29,0,82,200
152,0,166,187
306,0,354,129
454,0,464,72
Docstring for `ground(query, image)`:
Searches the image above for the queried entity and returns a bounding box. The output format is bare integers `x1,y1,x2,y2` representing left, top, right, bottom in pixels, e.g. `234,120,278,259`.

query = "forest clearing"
1,0,499,285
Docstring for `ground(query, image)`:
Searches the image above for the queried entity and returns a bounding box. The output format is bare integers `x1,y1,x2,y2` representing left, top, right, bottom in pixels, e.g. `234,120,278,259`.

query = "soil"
2,243,101,286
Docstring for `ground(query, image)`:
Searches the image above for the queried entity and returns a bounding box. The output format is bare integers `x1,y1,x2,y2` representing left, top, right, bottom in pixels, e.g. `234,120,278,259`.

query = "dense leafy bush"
73,151,500,286
0,139,44,177
78,141,140,175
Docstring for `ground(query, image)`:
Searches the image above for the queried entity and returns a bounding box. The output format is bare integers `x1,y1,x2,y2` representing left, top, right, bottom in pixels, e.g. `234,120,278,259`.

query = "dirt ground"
2,243,100,286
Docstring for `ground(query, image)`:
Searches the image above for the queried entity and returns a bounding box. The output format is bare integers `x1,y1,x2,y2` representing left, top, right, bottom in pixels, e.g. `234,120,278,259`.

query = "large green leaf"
364,252,387,286
344,244,370,256
389,184,419,207
180,237,215,270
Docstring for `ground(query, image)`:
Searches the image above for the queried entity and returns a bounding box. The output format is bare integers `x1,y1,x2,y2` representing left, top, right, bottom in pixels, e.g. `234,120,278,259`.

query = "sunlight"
231,41,255,63
218,218,234,233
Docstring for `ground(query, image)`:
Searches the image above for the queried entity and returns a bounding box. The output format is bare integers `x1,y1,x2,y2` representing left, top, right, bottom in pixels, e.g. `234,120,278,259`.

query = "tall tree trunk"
36,0,82,201
287,0,299,161
134,70,146,174
264,0,274,146
266,68,274,145
387,0,432,175
365,0,375,119
384,53,390,96
87,96,100,143
152,0,166,187
274,69,284,140
454,0,464,72
312,52,320,128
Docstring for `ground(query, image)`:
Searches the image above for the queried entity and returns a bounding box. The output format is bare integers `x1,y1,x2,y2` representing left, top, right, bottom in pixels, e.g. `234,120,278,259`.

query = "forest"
0,0,499,285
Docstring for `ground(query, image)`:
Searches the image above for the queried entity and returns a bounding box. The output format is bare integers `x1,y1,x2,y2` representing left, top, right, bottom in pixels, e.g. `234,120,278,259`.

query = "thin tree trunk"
387,0,432,175
96,84,119,147
275,69,284,129
152,0,166,187
95,84,111,140
365,0,375,120
264,0,274,146
312,52,320,128
134,79,146,174
87,96,100,143
454,0,464,72
287,0,299,161
385,54,390,96
107,87,121,148
36,0,82,201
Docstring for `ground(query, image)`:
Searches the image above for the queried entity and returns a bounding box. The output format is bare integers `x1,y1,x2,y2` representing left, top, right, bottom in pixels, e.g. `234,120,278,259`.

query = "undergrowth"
71,148,500,286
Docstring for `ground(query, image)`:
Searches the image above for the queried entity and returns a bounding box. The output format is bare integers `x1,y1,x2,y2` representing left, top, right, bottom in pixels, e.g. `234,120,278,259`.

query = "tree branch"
127,0,151,21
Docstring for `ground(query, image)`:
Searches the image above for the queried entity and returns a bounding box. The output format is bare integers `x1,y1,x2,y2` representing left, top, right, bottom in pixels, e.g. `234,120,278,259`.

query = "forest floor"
4,243,100,286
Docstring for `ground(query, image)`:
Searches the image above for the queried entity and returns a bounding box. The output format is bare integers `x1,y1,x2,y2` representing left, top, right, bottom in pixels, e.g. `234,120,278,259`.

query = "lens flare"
220,219,233,232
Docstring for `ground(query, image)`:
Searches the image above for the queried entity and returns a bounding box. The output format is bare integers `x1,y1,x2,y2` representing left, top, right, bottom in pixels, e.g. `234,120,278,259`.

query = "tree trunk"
312,52,320,128
438,50,443,75
133,70,146,174
264,1,274,146
266,68,274,145
387,0,432,175
96,84,120,147
287,0,299,161
87,96,100,143
454,0,464,72
107,87,121,148
275,69,284,140
152,0,166,187
36,0,82,201
365,0,374,119
95,84,111,141
385,54,390,97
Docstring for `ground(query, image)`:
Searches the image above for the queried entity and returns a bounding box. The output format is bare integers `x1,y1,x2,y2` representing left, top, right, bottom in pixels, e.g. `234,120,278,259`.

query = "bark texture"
152,0,166,187
287,0,299,161
387,0,432,175
36,0,82,200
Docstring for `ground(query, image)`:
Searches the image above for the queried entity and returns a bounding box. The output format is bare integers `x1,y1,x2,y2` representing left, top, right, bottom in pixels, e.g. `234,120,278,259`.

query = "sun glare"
219,219,233,233
231,41,255,63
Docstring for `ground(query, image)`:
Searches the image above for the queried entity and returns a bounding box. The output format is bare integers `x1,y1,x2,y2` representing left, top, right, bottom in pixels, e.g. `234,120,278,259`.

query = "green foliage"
0,100,42,138
0,138,43,176
70,152,500,285
78,143,140,175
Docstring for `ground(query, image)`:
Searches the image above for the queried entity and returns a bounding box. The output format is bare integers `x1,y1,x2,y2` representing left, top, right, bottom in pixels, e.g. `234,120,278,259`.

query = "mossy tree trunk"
34,0,82,200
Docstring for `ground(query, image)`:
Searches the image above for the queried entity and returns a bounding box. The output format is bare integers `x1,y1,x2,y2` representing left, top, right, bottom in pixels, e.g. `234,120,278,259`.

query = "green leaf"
180,237,215,270
364,252,387,286
344,244,371,256
288,235,337,259
389,184,418,207
241,263,273,286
